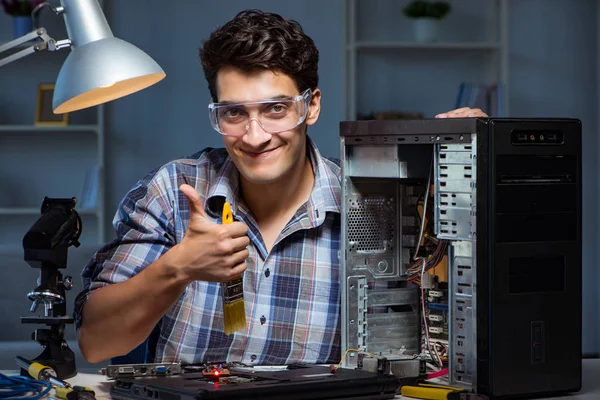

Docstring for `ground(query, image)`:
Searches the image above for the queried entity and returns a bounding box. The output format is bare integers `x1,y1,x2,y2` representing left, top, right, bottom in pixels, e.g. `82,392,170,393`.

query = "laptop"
110,363,401,400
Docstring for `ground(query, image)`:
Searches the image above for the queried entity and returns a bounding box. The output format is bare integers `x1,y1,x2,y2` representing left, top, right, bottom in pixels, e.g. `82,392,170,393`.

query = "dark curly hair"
200,9,319,101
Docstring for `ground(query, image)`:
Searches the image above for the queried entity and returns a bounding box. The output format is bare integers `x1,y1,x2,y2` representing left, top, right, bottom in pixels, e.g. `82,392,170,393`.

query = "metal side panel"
346,144,407,178
443,135,477,390
344,178,402,278
448,241,478,390
346,276,368,355
435,138,477,241
368,288,419,306
341,141,421,368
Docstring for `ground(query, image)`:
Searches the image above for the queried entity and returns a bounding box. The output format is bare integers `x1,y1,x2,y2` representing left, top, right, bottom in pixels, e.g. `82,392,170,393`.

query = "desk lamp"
0,0,166,113
0,0,166,379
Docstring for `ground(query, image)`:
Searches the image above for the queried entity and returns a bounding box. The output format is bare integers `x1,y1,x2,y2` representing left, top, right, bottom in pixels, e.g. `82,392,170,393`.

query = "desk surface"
399,358,599,399
2,359,599,399
0,369,112,400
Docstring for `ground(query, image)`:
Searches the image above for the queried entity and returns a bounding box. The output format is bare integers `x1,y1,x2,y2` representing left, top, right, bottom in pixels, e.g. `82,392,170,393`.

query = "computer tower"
339,118,582,399
475,118,582,397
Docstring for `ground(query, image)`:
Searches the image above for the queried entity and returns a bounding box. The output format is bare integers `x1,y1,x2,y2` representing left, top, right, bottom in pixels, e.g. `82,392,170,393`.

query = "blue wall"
101,0,346,216
509,0,598,356
0,0,597,355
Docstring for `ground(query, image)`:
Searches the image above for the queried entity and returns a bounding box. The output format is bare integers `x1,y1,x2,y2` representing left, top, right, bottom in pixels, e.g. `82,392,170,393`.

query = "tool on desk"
16,355,71,388
401,382,489,400
15,355,96,399
56,385,96,400
221,201,247,335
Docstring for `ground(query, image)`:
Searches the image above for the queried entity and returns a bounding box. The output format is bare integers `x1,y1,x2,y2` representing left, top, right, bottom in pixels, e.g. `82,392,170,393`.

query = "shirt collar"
205,136,341,221
205,156,239,220
305,136,341,221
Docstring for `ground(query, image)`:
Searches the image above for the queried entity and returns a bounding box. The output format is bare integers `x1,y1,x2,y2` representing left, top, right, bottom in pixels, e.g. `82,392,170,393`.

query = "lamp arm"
0,27,71,68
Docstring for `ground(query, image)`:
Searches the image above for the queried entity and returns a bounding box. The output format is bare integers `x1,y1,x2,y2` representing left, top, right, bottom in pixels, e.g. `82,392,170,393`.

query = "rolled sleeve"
73,166,179,331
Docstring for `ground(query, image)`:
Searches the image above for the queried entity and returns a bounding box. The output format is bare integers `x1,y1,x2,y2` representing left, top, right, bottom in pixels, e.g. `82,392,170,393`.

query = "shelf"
345,0,509,120
0,207,98,215
352,41,502,50
0,125,99,133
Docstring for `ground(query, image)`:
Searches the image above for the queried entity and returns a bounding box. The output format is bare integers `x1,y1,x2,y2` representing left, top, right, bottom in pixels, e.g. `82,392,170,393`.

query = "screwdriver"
401,383,490,400
55,385,96,400
15,356,96,400
15,356,72,388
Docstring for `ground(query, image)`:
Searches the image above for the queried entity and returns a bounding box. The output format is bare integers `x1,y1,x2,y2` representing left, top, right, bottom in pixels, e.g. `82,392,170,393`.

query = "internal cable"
426,368,449,380
333,348,378,372
413,164,432,261
409,150,444,368
420,259,443,368
406,239,448,284
407,149,448,284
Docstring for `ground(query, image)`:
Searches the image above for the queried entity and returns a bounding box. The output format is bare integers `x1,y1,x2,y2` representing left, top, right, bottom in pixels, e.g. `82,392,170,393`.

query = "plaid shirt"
74,137,342,365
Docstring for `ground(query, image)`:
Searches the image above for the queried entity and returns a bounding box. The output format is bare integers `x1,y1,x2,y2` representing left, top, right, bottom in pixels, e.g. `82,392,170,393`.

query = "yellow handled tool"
15,356,96,399
15,356,71,388
221,201,247,335
401,385,457,400
56,386,96,400
401,383,488,400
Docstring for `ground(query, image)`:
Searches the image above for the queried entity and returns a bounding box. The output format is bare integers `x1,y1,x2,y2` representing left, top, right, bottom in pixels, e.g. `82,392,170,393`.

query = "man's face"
214,67,321,185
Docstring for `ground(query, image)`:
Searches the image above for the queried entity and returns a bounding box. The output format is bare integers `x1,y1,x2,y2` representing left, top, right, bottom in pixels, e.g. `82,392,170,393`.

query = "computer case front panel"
476,119,582,398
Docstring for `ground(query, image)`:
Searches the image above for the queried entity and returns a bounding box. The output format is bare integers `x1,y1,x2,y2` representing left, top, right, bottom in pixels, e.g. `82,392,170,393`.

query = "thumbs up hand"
171,184,249,283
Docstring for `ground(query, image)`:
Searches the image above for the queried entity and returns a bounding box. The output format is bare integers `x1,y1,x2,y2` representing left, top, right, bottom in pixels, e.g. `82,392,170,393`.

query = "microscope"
20,197,82,380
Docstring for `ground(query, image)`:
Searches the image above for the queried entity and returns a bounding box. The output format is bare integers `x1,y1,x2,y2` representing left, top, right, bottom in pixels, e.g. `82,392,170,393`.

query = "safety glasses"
208,89,312,136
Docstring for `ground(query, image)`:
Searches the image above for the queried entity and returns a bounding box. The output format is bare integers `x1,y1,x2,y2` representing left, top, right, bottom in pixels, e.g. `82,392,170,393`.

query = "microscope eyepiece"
23,197,82,269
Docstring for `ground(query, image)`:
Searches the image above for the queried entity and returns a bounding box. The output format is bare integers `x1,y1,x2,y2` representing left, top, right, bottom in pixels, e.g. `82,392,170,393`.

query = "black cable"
31,2,65,29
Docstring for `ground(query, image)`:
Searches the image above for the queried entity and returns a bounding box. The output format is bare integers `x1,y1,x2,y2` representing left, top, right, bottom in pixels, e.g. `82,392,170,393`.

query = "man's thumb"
179,184,207,219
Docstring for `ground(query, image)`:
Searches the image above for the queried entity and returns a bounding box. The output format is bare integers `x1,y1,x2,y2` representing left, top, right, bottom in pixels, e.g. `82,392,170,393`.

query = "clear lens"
208,89,311,136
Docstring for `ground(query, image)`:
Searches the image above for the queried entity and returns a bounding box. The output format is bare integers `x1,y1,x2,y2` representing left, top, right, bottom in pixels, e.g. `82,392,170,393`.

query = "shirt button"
264,268,270,277
260,315,266,325
250,354,257,362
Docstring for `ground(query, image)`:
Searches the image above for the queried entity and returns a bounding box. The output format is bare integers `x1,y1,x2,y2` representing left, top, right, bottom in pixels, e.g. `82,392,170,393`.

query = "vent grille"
348,197,395,252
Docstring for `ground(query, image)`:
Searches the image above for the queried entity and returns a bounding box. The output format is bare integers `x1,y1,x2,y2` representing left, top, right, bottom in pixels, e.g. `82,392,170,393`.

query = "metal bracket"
0,27,70,68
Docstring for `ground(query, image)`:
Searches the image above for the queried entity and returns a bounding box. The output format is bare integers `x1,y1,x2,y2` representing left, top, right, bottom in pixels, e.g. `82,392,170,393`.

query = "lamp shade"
52,0,166,113
53,37,166,113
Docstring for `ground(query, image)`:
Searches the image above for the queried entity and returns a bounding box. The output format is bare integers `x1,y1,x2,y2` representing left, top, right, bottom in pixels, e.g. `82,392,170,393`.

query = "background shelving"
345,0,509,120
0,105,105,248
0,3,106,250
354,41,502,50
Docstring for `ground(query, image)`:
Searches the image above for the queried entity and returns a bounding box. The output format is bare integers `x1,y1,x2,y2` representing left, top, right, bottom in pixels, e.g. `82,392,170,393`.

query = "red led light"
530,135,535,141
214,371,220,376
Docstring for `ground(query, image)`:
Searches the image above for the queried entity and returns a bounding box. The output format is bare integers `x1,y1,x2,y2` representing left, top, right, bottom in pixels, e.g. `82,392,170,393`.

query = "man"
74,9,486,365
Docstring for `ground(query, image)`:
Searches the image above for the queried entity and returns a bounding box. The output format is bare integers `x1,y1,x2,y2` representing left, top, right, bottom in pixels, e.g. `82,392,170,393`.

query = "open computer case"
339,118,582,399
